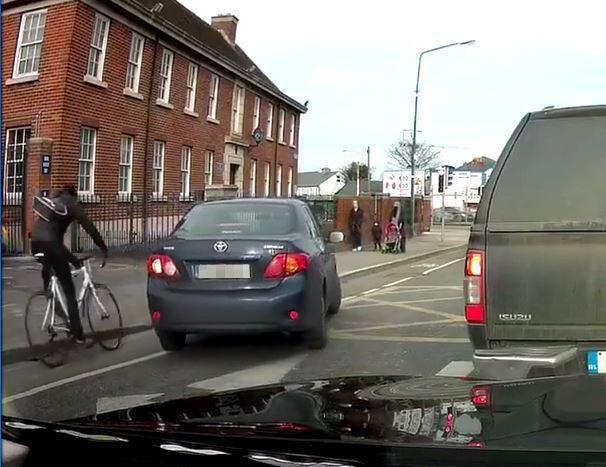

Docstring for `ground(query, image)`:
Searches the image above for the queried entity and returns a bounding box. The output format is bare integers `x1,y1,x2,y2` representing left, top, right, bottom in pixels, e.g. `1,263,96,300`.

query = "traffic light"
438,174,444,193
447,168,454,187
424,170,432,196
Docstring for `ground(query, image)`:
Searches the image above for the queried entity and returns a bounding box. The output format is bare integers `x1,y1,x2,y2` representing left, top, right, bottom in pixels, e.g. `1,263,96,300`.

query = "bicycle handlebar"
75,254,107,269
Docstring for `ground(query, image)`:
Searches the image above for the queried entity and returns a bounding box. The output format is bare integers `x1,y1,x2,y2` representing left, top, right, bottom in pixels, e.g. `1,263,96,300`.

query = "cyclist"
31,184,108,345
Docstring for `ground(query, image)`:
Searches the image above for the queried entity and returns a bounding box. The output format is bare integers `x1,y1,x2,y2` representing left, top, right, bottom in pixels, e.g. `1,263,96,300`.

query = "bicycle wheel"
86,284,123,351
24,291,69,368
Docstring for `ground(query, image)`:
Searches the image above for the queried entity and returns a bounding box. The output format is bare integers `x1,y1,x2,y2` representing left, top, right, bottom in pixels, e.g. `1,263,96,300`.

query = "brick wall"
2,2,79,149
334,197,432,246
2,1,301,201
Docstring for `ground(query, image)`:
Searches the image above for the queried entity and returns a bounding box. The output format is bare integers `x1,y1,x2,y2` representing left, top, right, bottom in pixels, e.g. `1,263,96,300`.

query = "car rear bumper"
473,345,585,380
148,275,310,334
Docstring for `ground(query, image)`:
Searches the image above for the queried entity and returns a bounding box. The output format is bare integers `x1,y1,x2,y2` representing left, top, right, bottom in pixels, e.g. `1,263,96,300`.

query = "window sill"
123,88,143,100
206,116,220,125
179,194,194,202
78,193,101,203
6,74,39,86
266,137,274,142
289,144,297,149
184,108,199,118
83,75,108,89
155,99,174,110
278,141,287,146
2,193,22,205
151,194,168,202
116,193,138,202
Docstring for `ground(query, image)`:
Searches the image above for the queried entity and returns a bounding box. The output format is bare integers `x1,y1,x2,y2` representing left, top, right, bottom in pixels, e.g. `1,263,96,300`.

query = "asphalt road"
2,247,470,422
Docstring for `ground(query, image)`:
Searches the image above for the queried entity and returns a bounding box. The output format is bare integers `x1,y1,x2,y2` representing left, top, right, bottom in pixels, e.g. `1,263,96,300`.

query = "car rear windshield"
489,115,606,229
173,203,295,237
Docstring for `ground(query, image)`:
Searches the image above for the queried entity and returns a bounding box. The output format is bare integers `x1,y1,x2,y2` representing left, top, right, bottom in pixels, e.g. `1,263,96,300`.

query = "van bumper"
473,346,584,380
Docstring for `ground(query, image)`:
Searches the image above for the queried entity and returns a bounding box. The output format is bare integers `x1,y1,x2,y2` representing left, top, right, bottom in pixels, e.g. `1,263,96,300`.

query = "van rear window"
489,116,606,228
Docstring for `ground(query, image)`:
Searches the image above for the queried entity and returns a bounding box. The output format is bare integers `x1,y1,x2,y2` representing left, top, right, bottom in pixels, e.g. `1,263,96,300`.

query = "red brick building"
2,0,306,252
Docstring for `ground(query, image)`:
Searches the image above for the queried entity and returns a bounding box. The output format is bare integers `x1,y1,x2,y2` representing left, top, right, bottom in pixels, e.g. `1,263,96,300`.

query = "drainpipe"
142,33,159,242
273,104,279,196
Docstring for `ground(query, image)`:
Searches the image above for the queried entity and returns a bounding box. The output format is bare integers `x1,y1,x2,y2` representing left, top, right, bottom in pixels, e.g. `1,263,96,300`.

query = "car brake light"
146,254,181,280
264,253,309,279
464,250,485,324
471,385,491,407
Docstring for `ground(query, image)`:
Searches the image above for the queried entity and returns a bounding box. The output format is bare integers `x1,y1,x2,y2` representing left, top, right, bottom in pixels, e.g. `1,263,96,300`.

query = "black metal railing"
2,193,25,255
73,191,205,253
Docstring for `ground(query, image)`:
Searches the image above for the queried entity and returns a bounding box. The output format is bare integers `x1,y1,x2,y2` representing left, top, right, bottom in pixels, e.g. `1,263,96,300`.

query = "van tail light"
264,253,309,279
464,250,485,324
471,385,491,407
146,254,181,280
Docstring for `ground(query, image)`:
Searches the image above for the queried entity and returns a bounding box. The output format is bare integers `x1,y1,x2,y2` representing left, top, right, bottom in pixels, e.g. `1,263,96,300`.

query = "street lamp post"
409,40,474,236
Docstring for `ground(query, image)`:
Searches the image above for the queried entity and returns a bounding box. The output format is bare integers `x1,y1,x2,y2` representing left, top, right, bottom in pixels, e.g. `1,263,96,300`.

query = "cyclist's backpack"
33,196,69,222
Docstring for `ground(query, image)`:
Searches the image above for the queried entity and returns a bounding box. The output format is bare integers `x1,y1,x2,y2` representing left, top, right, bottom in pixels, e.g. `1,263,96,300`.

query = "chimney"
211,14,239,45
321,167,331,173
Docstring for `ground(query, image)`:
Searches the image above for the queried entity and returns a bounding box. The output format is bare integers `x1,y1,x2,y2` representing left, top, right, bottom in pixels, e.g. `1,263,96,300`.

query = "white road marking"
395,285,463,290
422,258,465,275
2,351,167,404
331,333,469,344
381,277,413,288
435,361,474,377
187,353,308,392
357,297,464,321
346,296,462,310
361,288,380,295
342,296,358,302
336,318,459,333
394,296,463,305
96,393,164,414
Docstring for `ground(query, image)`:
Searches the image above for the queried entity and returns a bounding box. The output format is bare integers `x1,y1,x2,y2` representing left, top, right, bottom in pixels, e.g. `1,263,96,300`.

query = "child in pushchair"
382,219,403,254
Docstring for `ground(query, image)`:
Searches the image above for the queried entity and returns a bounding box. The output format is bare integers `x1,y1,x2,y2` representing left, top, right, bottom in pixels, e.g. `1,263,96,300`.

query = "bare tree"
388,137,441,170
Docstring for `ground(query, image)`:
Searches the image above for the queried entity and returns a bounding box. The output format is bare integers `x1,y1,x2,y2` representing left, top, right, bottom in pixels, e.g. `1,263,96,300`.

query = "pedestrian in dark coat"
371,220,382,251
349,200,364,251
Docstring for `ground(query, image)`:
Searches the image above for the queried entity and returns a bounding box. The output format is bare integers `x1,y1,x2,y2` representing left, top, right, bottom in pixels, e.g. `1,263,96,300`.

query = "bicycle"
24,254,123,368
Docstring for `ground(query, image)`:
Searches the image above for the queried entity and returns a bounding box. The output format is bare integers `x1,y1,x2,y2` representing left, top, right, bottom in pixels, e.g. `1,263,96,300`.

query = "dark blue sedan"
146,199,343,351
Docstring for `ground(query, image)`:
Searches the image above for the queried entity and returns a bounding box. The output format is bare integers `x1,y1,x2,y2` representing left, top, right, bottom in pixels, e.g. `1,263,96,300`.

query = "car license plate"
587,351,606,374
194,264,250,279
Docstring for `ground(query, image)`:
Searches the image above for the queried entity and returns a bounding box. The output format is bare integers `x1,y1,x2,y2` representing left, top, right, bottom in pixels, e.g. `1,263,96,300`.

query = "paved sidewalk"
336,226,469,277
1,226,469,360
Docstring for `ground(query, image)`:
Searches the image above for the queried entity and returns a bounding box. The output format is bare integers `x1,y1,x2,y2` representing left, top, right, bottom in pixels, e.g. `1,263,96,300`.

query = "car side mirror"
329,231,344,243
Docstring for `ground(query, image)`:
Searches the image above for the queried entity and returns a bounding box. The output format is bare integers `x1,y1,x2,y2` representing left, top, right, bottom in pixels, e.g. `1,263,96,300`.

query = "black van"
465,105,606,379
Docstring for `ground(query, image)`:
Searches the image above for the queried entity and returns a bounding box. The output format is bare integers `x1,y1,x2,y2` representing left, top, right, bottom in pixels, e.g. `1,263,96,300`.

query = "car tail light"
467,440,485,448
471,385,491,407
147,254,181,280
464,250,485,324
264,253,309,279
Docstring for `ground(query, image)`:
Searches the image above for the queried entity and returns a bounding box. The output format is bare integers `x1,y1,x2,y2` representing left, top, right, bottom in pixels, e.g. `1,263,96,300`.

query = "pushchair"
382,201,405,254
382,220,403,254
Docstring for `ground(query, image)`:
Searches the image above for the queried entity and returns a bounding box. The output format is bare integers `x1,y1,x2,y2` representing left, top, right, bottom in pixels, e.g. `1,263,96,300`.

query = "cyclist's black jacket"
31,191,107,252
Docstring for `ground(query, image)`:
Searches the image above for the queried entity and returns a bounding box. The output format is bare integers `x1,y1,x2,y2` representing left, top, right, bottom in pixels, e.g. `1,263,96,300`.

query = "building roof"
297,171,338,187
118,0,306,112
335,180,383,197
456,156,496,173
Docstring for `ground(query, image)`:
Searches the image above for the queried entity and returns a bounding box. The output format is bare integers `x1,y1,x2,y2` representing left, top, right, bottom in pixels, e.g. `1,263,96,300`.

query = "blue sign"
41,155,51,175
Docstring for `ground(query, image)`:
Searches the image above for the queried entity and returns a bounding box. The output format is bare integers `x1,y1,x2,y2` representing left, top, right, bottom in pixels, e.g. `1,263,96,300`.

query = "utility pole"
366,146,371,195
356,162,360,196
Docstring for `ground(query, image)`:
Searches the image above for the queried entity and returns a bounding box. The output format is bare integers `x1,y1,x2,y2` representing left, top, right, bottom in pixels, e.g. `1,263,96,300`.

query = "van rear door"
486,109,606,343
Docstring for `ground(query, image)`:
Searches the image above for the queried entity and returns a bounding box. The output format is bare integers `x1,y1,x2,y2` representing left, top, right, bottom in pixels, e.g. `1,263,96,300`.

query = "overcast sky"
181,0,606,176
